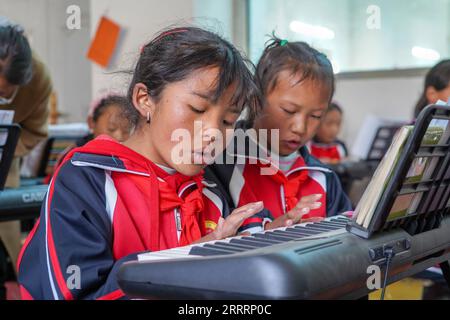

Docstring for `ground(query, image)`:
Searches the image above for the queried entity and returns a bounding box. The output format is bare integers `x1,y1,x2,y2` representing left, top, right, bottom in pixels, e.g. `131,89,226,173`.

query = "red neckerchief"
255,155,309,212
148,162,205,247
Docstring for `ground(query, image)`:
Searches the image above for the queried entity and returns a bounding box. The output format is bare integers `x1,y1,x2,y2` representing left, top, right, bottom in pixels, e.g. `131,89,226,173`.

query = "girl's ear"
132,83,157,120
425,86,439,104
87,116,95,132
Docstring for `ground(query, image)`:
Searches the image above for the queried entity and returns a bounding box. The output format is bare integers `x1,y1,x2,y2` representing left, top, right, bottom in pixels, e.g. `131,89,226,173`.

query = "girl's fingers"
297,194,322,206
287,206,310,221
239,202,264,220
292,199,322,215
217,217,225,228
228,201,264,229
232,201,264,215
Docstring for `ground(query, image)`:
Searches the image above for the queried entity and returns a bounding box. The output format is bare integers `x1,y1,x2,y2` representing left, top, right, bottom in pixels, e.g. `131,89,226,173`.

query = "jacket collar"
225,120,331,173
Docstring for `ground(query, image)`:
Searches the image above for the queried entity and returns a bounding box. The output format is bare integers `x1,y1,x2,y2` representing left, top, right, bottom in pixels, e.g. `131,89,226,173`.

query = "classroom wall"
334,73,425,151
89,0,196,99
89,0,238,99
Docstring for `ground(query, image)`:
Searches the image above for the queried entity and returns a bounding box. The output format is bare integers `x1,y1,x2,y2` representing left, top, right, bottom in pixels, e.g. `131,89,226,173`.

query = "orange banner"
87,16,121,68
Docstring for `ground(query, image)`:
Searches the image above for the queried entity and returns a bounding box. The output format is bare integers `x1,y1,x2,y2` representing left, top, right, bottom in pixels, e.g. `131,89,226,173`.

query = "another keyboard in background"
0,184,47,222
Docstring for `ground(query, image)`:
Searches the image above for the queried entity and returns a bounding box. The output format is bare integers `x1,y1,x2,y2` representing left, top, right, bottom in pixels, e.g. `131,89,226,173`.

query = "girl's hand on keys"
212,201,264,240
264,194,323,230
194,202,264,244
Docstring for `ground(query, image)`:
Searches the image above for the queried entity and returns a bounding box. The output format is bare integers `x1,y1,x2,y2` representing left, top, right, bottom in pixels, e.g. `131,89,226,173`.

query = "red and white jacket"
307,139,348,162
205,122,352,233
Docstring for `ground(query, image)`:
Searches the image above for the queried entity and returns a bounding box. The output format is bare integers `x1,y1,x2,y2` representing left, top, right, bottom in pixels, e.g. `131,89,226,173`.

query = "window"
249,0,450,73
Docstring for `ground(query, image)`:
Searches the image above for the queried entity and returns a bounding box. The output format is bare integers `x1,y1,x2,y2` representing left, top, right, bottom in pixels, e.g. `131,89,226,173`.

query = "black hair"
255,34,335,105
0,23,33,85
126,26,260,127
92,95,129,123
414,59,450,118
328,101,342,114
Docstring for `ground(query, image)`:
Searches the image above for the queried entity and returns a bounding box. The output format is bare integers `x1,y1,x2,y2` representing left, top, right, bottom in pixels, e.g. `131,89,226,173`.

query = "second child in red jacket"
207,37,351,232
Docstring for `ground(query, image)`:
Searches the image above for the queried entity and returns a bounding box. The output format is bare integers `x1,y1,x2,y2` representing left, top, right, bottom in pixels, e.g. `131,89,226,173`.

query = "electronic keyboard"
0,184,47,222
118,215,450,299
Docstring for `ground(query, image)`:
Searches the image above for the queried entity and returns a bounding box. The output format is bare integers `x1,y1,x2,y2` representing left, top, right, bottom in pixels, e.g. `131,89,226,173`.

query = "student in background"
17,27,318,300
414,59,450,118
77,94,131,146
0,17,52,274
308,102,348,164
207,37,352,232
42,94,132,184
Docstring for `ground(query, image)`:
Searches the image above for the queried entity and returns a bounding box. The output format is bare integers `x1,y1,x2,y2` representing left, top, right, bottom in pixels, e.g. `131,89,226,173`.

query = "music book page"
354,126,413,228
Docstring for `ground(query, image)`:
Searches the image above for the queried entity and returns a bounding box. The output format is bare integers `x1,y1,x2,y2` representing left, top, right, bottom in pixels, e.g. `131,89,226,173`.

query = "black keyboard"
0,184,47,222
117,215,450,299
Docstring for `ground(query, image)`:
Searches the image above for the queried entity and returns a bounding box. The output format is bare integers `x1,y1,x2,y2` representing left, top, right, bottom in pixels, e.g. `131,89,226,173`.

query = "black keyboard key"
253,232,293,242
328,219,348,224
213,242,255,251
326,223,347,228
189,246,234,256
272,230,306,239
203,244,245,253
314,224,342,230
245,236,284,244
230,238,273,248
284,227,316,236
309,223,340,230
293,226,322,234
320,221,346,228
304,224,334,232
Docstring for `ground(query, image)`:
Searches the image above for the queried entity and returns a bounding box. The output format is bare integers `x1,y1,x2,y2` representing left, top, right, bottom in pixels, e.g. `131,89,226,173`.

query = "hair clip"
280,39,289,47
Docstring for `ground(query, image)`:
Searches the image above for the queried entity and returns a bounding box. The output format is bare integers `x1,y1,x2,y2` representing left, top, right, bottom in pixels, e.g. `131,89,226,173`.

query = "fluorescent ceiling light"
411,46,441,61
289,20,335,40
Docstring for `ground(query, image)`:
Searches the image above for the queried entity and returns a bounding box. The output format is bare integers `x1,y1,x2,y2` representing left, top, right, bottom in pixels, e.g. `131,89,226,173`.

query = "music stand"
366,125,403,161
348,105,450,238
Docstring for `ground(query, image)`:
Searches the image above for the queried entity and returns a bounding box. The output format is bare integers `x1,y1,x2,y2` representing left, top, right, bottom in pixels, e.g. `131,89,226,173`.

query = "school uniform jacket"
17,135,240,300
205,121,352,233
307,139,348,162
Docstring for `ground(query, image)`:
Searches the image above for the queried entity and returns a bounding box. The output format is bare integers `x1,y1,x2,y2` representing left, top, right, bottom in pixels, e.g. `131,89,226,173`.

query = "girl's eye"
190,105,206,114
311,114,323,120
281,107,295,115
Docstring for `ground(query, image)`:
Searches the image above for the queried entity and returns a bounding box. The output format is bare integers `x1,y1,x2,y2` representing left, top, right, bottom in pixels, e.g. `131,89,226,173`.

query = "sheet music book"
353,113,450,230
354,126,413,228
